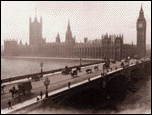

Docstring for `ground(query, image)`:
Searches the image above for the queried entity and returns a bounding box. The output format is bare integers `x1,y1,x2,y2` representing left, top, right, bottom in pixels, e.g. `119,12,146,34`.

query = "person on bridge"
40,91,43,99
12,85,15,90
7,100,12,109
1,85,5,94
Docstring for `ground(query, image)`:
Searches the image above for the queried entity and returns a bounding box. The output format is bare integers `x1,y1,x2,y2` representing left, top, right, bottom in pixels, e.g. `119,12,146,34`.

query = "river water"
1,57,97,79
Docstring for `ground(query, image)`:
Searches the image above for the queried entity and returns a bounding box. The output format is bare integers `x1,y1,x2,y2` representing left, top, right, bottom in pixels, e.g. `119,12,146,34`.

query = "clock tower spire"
136,4,146,58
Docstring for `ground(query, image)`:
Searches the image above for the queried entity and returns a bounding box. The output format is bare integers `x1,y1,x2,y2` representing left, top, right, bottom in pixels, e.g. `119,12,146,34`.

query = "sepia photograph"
1,1,151,114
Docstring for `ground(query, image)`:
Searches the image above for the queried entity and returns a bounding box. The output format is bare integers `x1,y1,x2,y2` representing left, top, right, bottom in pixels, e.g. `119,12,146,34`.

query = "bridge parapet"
102,60,151,91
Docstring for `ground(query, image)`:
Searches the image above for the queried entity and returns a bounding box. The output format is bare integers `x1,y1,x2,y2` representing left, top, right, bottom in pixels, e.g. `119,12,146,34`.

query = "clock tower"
136,5,146,58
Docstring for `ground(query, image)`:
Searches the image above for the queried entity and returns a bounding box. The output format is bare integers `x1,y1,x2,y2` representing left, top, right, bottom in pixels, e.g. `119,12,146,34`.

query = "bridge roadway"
1,59,145,114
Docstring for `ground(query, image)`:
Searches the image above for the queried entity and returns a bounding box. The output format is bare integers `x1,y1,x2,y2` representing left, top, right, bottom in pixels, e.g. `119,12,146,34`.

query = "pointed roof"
68,19,70,26
67,19,71,30
140,4,143,13
20,40,23,45
34,16,37,22
56,32,60,43
34,7,37,22
138,4,145,20
139,4,144,16
57,32,60,39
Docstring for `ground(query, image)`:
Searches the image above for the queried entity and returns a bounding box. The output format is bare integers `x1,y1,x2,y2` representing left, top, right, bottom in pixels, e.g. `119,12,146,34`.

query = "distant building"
4,39,18,56
136,5,146,58
29,15,45,46
5,6,146,60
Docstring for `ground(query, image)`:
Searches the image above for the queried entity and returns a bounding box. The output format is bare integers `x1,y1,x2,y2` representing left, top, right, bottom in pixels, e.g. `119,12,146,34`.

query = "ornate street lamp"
44,77,50,98
128,56,130,65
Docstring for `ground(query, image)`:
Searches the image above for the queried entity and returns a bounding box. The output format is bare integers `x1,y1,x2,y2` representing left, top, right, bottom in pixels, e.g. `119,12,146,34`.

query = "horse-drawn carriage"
71,69,78,78
62,66,71,75
111,60,116,64
31,74,43,81
76,65,81,72
103,62,110,69
18,80,32,96
94,66,98,71
71,65,82,78
32,75,40,81
86,69,92,74
9,80,32,98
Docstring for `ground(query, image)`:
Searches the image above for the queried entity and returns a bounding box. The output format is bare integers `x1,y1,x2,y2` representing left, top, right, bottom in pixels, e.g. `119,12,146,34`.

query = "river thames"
1,57,98,79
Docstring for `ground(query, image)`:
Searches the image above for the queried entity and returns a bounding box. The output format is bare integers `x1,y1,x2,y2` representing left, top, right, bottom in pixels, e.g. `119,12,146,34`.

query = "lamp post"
80,52,82,66
128,56,130,65
44,77,50,98
40,62,43,73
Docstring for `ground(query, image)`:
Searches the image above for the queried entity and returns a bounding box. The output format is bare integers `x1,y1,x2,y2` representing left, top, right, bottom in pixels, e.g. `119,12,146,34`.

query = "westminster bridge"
1,58,151,114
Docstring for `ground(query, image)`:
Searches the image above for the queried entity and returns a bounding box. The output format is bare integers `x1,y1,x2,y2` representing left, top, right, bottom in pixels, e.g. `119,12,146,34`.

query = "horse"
71,69,77,78
94,66,98,71
76,66,81,72
121,62,124,68
1,85,5,94
103,63,110,69
86,69,92,74
9,89,18,98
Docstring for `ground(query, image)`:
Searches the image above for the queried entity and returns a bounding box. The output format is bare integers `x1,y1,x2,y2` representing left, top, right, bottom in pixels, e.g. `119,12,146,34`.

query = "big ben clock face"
138,23,143,28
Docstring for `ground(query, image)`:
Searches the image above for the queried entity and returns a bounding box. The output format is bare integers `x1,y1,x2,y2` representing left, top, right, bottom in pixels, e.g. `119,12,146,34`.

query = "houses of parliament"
4,5,146,61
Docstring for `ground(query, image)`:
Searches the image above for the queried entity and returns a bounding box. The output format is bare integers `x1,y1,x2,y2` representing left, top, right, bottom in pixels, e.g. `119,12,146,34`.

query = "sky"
1,1,151,46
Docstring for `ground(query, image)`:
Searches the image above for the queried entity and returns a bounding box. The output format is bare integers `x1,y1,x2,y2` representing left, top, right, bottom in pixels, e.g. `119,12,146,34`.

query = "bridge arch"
105,74,127,97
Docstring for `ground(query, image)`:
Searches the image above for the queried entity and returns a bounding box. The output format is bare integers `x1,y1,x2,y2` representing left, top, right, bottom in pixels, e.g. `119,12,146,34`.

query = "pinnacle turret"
34,7,37,22
65,19,73,43
56,32,60,43
140,4,143,13
139,4,144,19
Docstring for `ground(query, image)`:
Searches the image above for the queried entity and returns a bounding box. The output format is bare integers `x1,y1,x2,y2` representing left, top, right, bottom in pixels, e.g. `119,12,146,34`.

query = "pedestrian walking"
37,94,40,101
12,85,15,90
8,100,12,109
40,91,43,99
1,85,5,94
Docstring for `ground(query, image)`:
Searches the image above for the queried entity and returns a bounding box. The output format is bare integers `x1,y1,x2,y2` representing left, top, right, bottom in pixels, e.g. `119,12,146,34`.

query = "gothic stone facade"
5,6,146,60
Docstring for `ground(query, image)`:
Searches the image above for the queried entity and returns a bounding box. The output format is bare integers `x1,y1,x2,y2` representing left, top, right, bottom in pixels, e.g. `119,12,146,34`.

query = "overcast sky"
1,1,151,46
